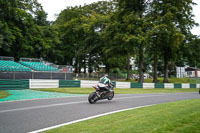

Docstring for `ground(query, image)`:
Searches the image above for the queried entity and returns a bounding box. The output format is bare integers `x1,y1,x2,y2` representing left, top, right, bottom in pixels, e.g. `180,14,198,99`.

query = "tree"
150,0,195,82
0,0,60,63
101,14,130,76
115,0,150,81
54,1,116,72
184,36,200,67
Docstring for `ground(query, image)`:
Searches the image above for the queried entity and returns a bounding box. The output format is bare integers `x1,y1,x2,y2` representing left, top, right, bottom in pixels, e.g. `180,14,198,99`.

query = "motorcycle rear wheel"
88,92,98,104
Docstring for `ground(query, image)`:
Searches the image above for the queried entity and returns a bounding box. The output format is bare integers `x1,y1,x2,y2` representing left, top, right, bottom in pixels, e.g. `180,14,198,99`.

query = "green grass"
32,88,94,94
73,77,199,83
118,77,199,83
0,90,10,99
44,99,200,133
32,87,198,94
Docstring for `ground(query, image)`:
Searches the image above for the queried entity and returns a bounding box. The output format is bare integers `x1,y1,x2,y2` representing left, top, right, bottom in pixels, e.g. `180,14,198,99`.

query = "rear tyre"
88,92,98,104
107,91,114,100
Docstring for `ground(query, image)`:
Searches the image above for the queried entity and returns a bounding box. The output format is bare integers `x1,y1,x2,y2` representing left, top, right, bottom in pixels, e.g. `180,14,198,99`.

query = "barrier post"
13,72,15,80
51,71,52,80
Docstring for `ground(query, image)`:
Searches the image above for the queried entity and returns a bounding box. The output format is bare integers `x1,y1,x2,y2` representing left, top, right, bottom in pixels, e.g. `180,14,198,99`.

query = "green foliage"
54,1,116,70
0,0,60,63
184,36,200,67
0,0,199,81
147,0,196,82
110,68,125,78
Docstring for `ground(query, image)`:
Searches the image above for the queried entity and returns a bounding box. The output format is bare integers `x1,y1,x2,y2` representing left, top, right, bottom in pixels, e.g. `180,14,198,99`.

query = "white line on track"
28,104,156,133
0,94,163,113
0,101,87,113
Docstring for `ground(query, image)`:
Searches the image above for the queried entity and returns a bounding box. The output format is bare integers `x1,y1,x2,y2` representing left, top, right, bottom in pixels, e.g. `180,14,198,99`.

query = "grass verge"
74,77,200,84
119,77,198,83
0,90,10,99
73,77,200,83
44,99,200,133
32,88,198,94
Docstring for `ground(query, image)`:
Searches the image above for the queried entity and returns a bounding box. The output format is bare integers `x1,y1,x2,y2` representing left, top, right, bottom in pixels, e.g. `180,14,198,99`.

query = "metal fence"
0,56,14,61
0,71,73,80
74,73,128,80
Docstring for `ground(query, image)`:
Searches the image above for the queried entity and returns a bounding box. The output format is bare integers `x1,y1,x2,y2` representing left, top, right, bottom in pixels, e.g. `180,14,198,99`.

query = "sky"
38,0,200,35
37,0,104,21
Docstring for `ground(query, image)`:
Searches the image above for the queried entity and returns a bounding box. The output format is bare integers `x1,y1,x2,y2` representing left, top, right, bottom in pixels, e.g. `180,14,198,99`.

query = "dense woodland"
0,0,200,82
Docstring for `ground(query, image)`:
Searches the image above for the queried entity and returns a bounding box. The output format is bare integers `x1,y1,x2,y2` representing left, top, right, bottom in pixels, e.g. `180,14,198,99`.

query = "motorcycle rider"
99,74,113,92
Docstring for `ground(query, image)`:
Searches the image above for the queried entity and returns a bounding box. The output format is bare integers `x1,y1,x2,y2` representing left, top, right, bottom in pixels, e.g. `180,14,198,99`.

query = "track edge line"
28,104,156,133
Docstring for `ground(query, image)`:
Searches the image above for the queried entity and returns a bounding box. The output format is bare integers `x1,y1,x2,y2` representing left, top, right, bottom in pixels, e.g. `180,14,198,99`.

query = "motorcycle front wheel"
88,92,98,104
107,91,114,100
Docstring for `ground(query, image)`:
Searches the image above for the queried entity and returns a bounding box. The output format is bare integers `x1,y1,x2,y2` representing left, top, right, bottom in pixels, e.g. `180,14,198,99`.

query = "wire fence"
73,73,129,80
0,71,73,80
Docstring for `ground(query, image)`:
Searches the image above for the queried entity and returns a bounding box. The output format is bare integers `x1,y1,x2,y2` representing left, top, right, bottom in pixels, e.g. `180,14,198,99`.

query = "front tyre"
107,91,114,100
88,92,98,104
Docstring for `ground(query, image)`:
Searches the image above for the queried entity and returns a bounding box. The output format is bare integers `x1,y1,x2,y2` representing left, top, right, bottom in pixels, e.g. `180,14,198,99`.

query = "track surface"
0,92,199,133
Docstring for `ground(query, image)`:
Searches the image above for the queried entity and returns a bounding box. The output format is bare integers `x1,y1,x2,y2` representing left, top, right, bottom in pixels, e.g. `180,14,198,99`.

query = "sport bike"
88,82,114,104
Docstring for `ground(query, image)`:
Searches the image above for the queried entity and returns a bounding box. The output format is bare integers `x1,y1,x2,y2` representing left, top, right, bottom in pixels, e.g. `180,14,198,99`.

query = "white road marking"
0,101,87,113
28,104,156,133
0,94,164,113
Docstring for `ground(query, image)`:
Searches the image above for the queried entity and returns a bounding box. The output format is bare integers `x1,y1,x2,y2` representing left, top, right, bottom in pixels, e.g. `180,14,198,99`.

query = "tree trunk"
75,66,78,73
126,53,130,80
105,65,110,74
78,67,81,74
153,45,158,83
163,55,169,83
84,57,86,74
88,56,92,79
138,44,144,83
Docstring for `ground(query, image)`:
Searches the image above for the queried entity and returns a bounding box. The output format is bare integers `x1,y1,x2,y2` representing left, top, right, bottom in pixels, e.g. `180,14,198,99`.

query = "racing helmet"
104,74,108,78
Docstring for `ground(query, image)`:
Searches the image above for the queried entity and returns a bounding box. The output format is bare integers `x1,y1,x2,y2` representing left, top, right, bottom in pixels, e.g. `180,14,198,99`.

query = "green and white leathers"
100,76,111,85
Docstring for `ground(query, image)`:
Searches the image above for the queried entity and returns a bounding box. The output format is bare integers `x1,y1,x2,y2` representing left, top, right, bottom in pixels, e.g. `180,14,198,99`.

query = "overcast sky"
38,0,200,35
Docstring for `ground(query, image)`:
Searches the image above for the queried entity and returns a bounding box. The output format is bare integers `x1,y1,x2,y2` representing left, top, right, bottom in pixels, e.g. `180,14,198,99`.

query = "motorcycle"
88,82,114,104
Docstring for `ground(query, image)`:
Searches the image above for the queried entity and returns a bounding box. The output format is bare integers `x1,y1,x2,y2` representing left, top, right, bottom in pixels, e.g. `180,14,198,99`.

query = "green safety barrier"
131,83,198,89
0,79,199,90
190,84,196,88
0,79,29,90
131,83,143,88
59,80,80,88
174,84,182,88
155,83,164,88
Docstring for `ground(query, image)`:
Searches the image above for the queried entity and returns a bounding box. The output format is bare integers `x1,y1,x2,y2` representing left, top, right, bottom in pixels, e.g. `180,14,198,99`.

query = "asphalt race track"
0,92,199,133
